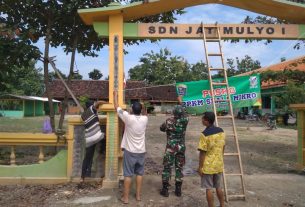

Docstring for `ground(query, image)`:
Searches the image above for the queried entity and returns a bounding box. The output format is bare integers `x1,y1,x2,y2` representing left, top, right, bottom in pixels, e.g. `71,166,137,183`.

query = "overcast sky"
35,4,305,79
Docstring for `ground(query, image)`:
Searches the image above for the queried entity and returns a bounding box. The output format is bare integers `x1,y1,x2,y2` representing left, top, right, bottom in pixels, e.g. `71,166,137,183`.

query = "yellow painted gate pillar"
101,13,125,186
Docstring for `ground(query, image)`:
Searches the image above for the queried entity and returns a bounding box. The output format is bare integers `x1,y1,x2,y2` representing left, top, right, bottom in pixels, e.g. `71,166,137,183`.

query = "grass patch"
0,116,67,133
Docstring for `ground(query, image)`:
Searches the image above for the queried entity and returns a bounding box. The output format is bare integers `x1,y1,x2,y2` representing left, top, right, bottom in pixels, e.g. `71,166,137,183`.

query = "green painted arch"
78,0,305,25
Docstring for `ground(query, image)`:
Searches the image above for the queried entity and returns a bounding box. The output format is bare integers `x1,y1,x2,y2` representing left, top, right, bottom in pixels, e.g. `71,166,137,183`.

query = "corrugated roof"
0,94,60,102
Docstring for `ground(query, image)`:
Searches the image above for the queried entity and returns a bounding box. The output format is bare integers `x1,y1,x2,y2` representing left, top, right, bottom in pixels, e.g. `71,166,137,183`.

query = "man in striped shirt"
81,100,107,182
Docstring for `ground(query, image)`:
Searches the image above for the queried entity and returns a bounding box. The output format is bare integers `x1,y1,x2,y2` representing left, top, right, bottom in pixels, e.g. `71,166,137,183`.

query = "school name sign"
93,23,305,40
176,75,261,114
138,24,304,39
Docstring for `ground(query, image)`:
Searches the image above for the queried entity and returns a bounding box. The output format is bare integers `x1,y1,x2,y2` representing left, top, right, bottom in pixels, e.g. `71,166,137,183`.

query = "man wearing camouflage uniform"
160,105,189,197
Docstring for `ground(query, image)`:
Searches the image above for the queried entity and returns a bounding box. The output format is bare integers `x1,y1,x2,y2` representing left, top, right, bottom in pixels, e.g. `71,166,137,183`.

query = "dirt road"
0,116,304,207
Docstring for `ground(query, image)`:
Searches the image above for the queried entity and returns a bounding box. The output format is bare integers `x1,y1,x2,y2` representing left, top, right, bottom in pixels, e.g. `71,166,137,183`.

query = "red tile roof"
237,56,305,89
47,80,147,100
47,80,178,102
146,85,177,102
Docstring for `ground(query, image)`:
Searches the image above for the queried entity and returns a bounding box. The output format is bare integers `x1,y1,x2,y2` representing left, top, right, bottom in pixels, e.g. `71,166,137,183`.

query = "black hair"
132,102,142,115
85,100,94,109
202,112,215,125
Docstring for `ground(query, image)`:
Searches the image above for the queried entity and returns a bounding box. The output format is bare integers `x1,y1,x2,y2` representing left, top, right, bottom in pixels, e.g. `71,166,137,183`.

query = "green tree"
226,58,237,77
52,0,184,130
1,1,65,131
275,82,305,110
236,55,261,73
1,0,185,131
0,24,41,92
2,61,44,96
48,71,68,81
230,15,305,49
89,69,103,80
223,55,261,77
259,65,305,110
189,62,209,81
129,48,192,85
234,12,305,107
72,73,83,80
260,69,305,86
79,96,89,108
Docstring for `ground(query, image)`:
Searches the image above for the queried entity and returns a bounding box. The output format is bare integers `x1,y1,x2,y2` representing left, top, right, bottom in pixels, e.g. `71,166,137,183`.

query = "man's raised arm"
177,95,183,105
93,101,108,110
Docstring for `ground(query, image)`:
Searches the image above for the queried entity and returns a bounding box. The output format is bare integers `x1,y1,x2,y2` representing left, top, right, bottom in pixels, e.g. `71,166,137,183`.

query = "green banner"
176,75,261,114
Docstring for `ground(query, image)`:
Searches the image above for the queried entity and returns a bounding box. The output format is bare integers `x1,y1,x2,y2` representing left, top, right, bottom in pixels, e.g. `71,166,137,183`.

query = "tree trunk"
57,35,78,130
43,16,55,132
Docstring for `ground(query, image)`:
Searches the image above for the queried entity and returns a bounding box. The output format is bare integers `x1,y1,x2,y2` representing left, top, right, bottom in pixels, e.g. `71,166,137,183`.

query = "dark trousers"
81,144,96,179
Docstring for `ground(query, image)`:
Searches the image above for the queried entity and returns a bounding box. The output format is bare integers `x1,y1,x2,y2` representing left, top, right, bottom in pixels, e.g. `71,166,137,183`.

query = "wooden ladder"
201,23,246,202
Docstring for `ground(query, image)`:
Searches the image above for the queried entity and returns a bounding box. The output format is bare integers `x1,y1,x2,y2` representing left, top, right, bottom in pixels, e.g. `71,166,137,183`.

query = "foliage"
116,0,185,46
229,15,305,49
235,55,261,74
0,100,23,111
0,0,185,130
0,0,185,82
223,55,261,77
89,69,103,80
275,81,305,109
189,62,209,81
226,58,237,77
2,61,44,96
72,73,83,80
129,49,262,83
0,26,41,91
259,68,305,110
0,0,185,66
129,48,208,84
51,0,185,56
79,96,89,108
48,71,67,81
260,69,305,85
143,101,155,113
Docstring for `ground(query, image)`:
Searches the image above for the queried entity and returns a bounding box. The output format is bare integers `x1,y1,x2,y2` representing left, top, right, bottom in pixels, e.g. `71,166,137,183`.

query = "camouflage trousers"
161,149,185,183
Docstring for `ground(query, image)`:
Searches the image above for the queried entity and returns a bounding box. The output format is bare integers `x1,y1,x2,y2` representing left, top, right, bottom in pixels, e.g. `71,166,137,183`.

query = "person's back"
119,110,148,153
113,91,148,204
160,105,189,197
80,101,107,182
200,125,225,174
198,112,225,207
160,106,188,147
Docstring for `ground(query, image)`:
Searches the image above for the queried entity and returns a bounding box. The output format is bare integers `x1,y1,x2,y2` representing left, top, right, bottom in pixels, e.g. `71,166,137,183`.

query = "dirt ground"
0,116,304,207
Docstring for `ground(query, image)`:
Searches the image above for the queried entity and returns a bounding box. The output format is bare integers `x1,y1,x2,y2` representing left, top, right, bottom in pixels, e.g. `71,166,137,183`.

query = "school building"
238,56,305,115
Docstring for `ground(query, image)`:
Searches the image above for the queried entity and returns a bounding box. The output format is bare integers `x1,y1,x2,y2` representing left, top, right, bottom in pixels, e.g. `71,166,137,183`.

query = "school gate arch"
78,0,305,187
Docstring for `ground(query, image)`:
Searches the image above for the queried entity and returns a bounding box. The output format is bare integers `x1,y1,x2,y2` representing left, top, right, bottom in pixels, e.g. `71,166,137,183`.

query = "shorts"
123,150,146,177
201,173,222,189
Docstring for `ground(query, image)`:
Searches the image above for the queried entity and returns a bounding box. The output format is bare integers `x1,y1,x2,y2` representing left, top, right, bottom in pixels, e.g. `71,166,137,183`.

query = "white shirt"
117,107,148,153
